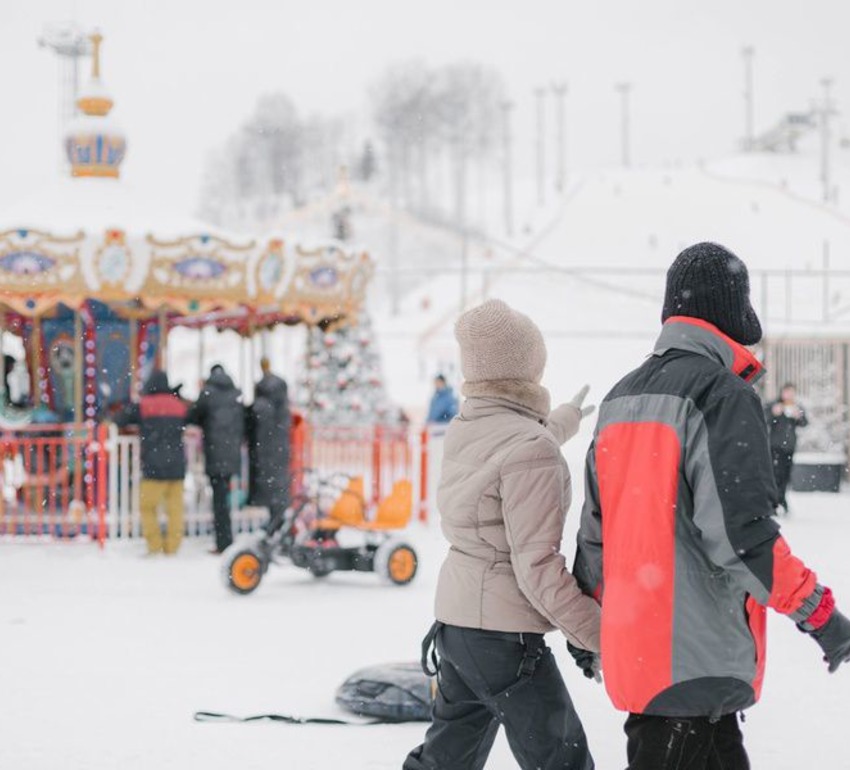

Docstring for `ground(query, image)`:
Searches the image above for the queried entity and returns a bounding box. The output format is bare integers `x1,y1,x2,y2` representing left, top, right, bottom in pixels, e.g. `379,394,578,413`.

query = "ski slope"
2,486,849,769
372,153,850,421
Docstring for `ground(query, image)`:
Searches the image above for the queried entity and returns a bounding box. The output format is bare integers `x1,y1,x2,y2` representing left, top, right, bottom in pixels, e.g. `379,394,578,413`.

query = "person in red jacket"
115,369,188,555
573,242,850,770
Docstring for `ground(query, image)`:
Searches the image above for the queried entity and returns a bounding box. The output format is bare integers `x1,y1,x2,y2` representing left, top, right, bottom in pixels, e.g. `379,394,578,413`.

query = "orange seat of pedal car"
327,477,367,528
361,480,413,531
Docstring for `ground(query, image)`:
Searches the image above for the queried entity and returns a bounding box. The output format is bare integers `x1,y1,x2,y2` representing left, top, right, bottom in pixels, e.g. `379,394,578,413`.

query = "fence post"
107,423,119,539
372,426,383,504
290,414,307,499
418,427,429,523
96,423,108,548
84,424,96,537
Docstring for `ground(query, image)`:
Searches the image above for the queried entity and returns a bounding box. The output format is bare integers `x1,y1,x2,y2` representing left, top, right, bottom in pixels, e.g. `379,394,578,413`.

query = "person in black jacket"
246,357,291,525
115,369,188,555
765,383,808,513
187,364,244,553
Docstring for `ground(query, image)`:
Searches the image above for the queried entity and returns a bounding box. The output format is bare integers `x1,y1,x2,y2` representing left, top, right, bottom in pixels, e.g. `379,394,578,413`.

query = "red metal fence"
0,423,108,543
0,418,420,543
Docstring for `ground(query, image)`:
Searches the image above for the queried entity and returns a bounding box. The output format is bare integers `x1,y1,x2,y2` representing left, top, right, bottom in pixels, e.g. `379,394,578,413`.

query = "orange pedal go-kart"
222,472,418,595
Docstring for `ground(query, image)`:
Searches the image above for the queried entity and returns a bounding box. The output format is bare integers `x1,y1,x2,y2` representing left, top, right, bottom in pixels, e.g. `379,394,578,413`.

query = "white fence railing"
106,426,268,541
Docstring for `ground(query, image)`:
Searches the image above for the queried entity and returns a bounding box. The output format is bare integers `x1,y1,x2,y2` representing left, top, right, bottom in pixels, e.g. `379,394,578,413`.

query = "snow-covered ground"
2,485,849,769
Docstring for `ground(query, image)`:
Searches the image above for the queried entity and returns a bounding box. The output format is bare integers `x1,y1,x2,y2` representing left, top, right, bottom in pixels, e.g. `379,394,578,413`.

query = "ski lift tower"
38,22,92,164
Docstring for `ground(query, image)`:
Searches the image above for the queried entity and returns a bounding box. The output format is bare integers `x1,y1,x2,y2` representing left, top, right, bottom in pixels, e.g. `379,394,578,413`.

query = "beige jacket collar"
461,379,551,421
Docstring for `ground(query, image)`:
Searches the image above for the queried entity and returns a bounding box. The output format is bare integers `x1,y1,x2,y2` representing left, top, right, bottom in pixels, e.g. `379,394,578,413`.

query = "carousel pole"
198,325,206,396
238,332,246,398
128,318,138,401
157,306,168,370
248,322,257,402
31,315,42,407
0,311,5,406
74,308,84,424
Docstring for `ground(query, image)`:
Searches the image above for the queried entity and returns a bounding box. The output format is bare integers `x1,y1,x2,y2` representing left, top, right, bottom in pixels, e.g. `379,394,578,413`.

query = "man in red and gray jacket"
573,242,850,769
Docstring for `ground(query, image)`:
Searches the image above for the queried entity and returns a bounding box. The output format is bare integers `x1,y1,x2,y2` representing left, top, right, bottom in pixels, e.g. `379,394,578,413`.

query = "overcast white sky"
1,0,848,214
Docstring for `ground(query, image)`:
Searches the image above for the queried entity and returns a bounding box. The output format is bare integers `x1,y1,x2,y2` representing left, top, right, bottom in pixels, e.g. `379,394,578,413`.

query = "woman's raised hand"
548,385,596,445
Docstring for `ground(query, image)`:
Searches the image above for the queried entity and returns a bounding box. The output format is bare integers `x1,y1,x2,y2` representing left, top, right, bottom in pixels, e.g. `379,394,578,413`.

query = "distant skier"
246,357,291,526
405,299,600,770
425,374,457,424
188,364,244,554
574,242,850,770
115,369,188,555
765,382,808,513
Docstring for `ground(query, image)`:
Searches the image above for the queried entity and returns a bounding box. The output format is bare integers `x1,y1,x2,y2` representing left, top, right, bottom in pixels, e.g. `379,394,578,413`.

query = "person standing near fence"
188,364,244,554
765,383,808,514
426,374,458,424
246,357,291,526
114,369,188,556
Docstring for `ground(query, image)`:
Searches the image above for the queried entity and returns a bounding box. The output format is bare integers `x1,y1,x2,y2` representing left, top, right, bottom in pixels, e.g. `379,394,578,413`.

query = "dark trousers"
771,449,794,508
625,713,749,770
403,624,593,770
208,474,233,552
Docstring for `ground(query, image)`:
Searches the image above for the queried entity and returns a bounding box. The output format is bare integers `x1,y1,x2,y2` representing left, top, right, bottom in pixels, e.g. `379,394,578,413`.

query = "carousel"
0,32,388,540
0,32,373,425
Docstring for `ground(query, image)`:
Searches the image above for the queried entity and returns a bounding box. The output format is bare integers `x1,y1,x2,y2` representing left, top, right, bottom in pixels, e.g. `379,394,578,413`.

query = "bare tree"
198,92,351,228
370,60,505,227
371,61,437,209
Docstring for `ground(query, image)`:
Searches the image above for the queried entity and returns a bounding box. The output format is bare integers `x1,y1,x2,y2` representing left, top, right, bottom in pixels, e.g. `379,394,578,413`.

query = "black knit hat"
661,242,762,345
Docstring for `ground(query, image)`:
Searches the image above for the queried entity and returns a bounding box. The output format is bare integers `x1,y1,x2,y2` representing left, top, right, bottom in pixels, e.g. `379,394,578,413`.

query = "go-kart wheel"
375,540,418,586
221,546,265,595
309,563,333,578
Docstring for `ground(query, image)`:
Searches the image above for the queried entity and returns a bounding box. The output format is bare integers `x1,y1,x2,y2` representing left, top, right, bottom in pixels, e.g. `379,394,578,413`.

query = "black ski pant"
625,713,749,770
771,449,794,508
208,473,233,552
403,623,593,770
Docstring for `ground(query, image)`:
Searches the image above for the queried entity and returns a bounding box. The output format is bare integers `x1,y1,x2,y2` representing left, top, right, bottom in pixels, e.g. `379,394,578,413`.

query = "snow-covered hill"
372,149,850,419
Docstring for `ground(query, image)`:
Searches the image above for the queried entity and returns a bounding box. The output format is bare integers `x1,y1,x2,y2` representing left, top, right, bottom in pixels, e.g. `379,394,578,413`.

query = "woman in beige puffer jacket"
404,299,600,770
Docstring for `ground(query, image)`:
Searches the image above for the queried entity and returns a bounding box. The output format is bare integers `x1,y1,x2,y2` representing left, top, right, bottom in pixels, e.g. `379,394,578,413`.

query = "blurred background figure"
188,364,244,553
426,374,458,424
766,382,808,514
246,357,291,526
6,357,30,407
115,369,188,555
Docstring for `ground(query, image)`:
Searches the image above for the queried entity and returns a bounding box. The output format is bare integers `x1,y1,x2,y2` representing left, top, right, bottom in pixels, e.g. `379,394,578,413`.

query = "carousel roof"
0,32,372,326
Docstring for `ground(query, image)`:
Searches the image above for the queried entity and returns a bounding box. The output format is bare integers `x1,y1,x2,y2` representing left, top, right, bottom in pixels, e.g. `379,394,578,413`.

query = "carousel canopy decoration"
0,32,373,327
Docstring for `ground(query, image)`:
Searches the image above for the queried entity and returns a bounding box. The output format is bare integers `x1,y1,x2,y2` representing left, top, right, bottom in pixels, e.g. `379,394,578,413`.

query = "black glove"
810,609,850,673
567,642,601,681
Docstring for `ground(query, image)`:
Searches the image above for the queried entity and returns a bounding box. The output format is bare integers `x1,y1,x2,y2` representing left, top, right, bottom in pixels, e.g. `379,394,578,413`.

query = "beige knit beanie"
454,299,547,384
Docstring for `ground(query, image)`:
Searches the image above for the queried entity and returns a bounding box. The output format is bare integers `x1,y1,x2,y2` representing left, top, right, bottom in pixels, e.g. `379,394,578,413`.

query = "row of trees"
370,61,506,224
198,93,349,228
199,61,507,231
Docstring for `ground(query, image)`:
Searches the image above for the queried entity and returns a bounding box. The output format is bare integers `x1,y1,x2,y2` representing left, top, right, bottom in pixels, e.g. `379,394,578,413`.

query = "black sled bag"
335,661,435,722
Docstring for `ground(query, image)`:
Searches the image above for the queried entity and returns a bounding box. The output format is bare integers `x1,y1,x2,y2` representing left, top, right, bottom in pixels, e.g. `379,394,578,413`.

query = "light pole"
742,46,755,151
500,100,515,237
452,134,469,313
552,82,568,193
534,87,547,206
389,142,401,315
820,77,835,204
615,82,632,168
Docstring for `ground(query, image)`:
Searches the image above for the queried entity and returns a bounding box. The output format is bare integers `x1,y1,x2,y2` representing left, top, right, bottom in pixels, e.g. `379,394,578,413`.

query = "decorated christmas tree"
295,172,399,426
297,313,398,426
